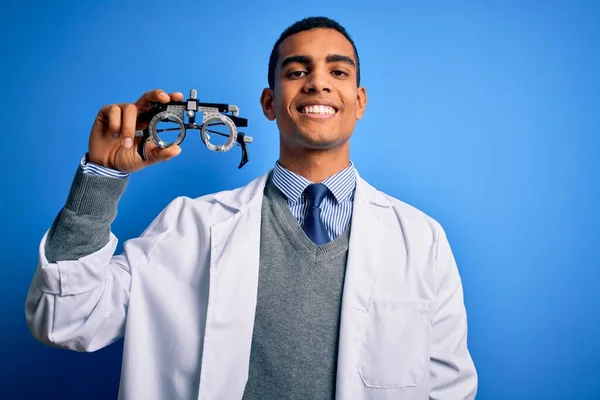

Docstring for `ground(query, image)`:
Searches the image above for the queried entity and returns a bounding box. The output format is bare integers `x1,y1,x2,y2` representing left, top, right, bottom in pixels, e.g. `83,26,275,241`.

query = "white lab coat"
26,170,477,400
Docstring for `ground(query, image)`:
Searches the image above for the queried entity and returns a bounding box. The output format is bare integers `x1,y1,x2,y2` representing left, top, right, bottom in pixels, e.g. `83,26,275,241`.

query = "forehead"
277,28,356,64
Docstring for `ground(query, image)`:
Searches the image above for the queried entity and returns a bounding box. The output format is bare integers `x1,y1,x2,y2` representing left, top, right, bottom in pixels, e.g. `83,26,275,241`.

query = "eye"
288,70,307,78
332,70,348,77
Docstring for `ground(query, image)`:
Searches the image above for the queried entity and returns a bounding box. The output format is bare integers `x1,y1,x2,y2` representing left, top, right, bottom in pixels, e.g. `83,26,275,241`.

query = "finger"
146,143,182,164
101,104,122,139
120,103,138,149
134,89,171,109
167,91,184,102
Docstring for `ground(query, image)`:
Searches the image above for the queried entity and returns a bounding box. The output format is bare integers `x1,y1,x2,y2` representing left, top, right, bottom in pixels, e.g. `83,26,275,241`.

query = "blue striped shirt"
271,162,356,241
80,154,356,241
80,154,129,178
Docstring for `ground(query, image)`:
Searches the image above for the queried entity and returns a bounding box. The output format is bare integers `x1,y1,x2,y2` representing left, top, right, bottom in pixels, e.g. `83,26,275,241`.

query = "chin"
294,130,348,150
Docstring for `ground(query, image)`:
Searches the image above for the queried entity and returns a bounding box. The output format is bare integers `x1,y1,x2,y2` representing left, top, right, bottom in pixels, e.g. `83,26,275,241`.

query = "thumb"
146,144,182,164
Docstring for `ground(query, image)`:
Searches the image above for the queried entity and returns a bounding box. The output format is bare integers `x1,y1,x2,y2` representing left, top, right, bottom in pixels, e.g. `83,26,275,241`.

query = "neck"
278,142,351,182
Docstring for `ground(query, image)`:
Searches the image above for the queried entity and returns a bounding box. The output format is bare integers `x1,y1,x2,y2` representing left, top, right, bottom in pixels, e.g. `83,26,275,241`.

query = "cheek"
273,92,291,115
343,94,358,119
275,82,302,112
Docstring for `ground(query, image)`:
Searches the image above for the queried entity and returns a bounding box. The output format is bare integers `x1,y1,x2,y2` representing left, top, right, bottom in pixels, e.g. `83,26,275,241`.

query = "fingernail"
123,138,133,149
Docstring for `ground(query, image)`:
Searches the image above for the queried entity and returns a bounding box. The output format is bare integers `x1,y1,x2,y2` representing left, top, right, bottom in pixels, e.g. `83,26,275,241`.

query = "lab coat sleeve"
429,226,478,399
25,167,184,353
25,230,131,352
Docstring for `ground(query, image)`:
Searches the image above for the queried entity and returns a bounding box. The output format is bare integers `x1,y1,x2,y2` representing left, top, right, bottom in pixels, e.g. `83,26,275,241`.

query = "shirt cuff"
80,153,129,178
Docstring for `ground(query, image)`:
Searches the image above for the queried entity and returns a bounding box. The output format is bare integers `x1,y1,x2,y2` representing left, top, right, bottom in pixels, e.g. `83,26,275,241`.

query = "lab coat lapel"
336,175,394,399
197,172,269,399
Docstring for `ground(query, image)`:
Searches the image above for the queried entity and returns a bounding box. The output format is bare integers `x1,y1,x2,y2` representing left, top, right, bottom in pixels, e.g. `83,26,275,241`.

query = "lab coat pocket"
358,299,430,389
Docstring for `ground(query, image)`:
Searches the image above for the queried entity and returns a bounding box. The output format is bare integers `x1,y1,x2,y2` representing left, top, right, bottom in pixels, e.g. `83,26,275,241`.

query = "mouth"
296,104,338,118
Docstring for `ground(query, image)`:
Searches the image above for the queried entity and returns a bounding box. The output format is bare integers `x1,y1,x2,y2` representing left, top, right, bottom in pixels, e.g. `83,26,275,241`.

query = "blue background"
2,0,599,398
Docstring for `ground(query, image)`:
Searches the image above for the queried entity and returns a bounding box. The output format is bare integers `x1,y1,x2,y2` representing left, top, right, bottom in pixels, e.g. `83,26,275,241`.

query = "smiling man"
261,25,367,184
26,16,477,400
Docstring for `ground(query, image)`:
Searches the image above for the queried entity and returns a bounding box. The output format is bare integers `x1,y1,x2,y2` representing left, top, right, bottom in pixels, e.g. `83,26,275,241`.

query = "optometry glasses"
135,89,253,169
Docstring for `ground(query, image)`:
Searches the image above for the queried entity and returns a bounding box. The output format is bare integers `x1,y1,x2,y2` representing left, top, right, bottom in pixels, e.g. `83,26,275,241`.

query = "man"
26,16,477,399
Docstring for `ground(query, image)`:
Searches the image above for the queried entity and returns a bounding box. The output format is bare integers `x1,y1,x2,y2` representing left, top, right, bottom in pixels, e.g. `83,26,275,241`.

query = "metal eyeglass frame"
134,89,253,169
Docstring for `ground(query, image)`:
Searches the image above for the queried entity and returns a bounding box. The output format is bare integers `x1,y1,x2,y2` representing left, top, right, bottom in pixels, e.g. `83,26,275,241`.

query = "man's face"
261,28,367,152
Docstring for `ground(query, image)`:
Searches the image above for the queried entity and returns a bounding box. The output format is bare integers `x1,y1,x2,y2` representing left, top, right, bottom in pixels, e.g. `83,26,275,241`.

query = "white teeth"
301,105,336,115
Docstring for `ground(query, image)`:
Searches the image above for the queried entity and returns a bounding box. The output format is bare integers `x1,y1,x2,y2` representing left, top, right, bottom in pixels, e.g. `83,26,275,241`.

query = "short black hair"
267,16,361,89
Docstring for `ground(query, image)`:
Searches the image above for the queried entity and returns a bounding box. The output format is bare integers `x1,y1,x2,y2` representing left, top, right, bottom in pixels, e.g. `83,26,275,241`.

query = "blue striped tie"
303,183,330,245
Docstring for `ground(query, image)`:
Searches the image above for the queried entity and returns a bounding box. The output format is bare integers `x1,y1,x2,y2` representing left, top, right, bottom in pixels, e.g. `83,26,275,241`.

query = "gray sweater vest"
242,178,352,400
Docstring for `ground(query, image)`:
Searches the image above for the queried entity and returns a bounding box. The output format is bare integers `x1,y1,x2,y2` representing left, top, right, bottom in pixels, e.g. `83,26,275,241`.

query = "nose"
302,69,331,93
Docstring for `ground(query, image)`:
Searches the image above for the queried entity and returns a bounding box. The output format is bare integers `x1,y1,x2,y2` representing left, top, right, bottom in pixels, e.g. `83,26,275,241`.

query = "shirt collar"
271,161,357,204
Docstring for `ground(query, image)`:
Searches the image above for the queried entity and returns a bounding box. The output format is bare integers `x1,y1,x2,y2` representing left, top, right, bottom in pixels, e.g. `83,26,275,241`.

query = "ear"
260,88,276,121
355,86,367,120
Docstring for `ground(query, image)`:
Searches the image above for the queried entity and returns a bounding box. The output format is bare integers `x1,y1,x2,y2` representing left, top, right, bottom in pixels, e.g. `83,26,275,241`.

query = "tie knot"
304,183,329,208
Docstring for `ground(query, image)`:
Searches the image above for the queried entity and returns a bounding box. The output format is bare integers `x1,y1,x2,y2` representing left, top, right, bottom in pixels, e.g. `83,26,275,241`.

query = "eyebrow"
280,53,356,69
